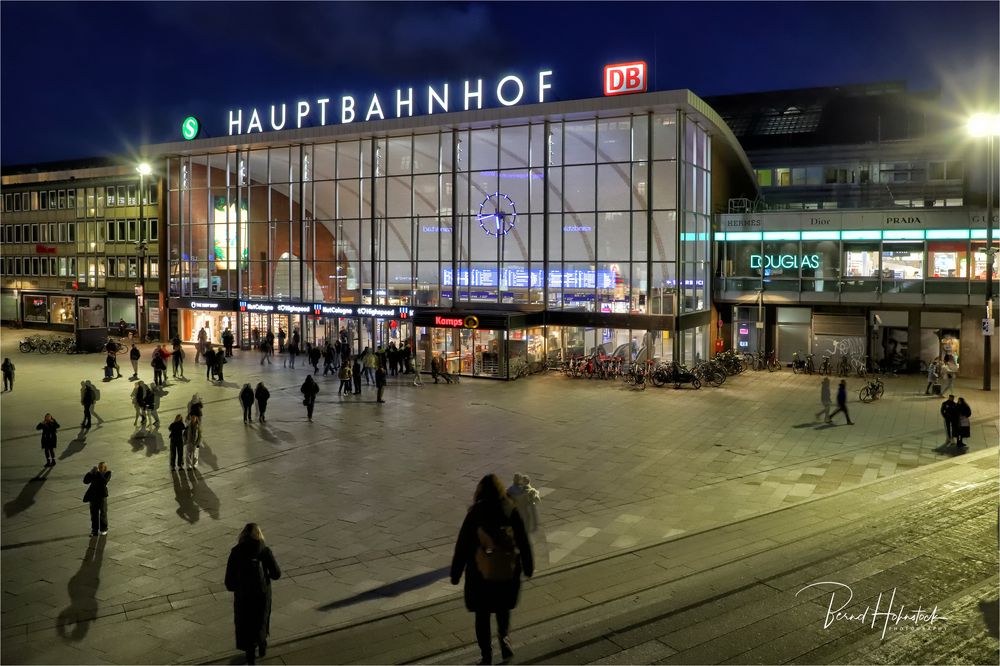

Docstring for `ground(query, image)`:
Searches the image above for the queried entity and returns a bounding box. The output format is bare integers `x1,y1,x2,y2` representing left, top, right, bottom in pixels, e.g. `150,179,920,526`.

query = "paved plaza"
1,330,997,664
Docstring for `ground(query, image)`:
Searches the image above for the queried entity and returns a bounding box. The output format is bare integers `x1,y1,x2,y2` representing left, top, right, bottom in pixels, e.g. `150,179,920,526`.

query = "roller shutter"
812,314,866,337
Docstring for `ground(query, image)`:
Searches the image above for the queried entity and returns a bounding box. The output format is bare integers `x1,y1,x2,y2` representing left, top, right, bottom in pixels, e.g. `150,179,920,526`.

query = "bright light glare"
136,162,152,175
967,113,1000,137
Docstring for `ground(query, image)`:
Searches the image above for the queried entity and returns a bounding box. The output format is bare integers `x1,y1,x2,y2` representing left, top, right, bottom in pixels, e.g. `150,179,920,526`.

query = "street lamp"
136,162,151,342
967,113,1000,391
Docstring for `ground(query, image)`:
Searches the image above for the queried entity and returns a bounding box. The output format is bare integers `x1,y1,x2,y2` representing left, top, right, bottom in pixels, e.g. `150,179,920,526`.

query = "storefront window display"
799,240,839,292
843,243,880,278
881,242,922,293
928,242,968,278
182,309,239,345
49,296,75,325
972,241,1000,279
23,296,47,323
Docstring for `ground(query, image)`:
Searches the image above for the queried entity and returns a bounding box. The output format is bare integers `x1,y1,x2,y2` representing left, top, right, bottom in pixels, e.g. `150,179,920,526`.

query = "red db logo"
604,62,647,96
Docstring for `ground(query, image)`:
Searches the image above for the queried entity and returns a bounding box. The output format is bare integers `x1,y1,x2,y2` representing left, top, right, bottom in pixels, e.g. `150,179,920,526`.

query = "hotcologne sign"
226,70,554,136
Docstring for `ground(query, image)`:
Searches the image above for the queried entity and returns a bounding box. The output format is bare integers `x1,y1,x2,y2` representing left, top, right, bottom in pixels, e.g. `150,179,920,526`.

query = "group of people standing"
940,395,973,448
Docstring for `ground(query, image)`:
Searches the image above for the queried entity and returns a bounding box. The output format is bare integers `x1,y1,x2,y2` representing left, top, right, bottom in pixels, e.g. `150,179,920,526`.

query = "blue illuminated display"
442,267,616,289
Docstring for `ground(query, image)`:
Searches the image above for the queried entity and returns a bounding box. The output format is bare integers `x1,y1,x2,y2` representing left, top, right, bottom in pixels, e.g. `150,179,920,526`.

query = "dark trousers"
475,609,510,661
82,404,92,427
224,344,233,357
305,398,315,419
829,402,852,423
89,498,108,534
353,376,361,394
170,440,183,467
339,380,351,394
944,419,953,440
44,445,55,463
257,402,267,422
173,356,183,377
242,404,253,422
377,385,385,402
3,373,11,391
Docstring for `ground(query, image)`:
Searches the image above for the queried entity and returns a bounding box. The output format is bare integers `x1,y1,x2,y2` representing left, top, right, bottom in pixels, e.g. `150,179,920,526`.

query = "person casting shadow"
189,468,221,520
59,428,90,461
3,466,53,517
56,537,105,642
172,468,200,523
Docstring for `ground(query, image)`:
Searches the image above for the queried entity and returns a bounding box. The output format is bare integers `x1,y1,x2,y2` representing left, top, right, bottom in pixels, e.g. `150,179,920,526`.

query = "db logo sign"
604,62,647,96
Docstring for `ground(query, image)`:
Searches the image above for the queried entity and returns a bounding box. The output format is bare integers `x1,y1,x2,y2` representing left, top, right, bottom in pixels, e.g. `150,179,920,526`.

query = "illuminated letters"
750,254,821,270
270,104,287,131
496,75,524,106
428,84,449,113
228,109,242,135
464,79,483,110
365,94,384,121
539,70,552,102
247,109,263,133
296,101,310,128
396,88,413,117
342,96,356,123
316,98,329,125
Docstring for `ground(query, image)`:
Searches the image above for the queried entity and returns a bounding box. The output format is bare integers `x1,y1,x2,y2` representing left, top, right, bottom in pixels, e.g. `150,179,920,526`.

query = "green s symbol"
181,116,200,141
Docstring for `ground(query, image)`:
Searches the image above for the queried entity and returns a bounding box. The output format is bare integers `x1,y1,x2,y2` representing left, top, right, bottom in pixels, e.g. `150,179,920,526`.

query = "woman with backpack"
451,474,534,666
224,523,281,665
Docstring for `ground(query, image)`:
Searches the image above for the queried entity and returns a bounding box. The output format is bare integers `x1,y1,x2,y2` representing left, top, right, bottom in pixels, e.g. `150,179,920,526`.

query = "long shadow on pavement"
55,536,105,642
317,567,450,612
3,465,53,517
1,534,82,551
173,469,200,523
190,468,221,519
59,428,91,460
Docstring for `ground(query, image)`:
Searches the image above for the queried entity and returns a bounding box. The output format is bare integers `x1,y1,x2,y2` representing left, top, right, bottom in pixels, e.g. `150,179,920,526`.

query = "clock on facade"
477,192,517,237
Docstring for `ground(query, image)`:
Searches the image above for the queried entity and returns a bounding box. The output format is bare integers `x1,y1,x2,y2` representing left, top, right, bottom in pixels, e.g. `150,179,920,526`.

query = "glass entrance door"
459,329,506,377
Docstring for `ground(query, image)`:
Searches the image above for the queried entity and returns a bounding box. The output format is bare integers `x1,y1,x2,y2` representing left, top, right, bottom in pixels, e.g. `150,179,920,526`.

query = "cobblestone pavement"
1,331,997,664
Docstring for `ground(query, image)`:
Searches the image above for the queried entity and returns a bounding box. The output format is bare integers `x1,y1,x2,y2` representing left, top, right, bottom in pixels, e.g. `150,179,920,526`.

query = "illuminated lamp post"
136,162,151,342
967,113,1000,390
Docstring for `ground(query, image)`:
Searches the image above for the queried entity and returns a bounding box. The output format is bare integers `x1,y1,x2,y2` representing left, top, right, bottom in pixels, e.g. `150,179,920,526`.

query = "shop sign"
751,254,820,270
604,61,647,96
222,70,553,137
35,244,57,254
311,303,405,318
433,315,479,329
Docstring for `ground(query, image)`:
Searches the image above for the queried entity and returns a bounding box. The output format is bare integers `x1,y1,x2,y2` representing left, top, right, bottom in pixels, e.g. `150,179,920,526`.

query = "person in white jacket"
506,473,541,533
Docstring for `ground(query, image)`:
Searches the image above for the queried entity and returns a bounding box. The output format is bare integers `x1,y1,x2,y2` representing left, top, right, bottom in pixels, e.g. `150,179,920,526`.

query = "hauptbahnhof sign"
225,70,554,136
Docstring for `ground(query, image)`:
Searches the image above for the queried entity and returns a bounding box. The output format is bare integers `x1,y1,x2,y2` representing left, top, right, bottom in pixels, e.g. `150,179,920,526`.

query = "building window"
117,220,126,241
148,184,158,205
21,193,30,211
31,224,38,243
128,257,138,278
107,257,117,277
40,256,48,275
148,257,159,278
148,218,158,241
12,194,21,211
31,257,39,275
107,187,116,207
31,191,38,210
754,169,772,186
127,184,137,206
117,185,126,206
881,242,922,279
843,243,880,277
15,257,22,275
128,219,137,241
14,225,21,243
40,191,48,210
928,242,967,278
3,194,10,212
67,223,76,242
775,168,791,187
928,161,946,180
62,189,70,210
40,224,47,243
107,221,116,242
972,241,999,279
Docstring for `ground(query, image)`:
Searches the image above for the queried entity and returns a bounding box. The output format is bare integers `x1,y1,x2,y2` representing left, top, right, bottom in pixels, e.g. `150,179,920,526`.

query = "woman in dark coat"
239,384,255,424
451,474,534,665
300,375,319,421
224,523,281,665
956,397,972,447
254,383,270,423
36,413,60,466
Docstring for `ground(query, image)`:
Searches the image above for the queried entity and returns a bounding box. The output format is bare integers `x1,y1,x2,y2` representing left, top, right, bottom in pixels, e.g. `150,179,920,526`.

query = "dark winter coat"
224,539,281,651
254,385,270,407
958,402,972,438
375,366,387,387
1,359,13,377
239,386,255,407
130,347,140,361
300,378,319,400
82,468,111,502
941,400,959,428
168,420,186,444
450,499,533,613
36,419,60,449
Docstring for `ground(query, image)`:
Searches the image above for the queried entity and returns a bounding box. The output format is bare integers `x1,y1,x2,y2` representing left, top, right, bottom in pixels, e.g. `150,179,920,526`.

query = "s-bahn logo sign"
218,70,554,136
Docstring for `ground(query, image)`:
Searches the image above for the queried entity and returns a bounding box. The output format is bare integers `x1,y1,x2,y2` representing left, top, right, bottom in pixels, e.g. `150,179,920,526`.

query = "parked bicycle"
791,351,815,374
651,362,702,389
859,376,885,403
819,355,833,376
19,336,51,354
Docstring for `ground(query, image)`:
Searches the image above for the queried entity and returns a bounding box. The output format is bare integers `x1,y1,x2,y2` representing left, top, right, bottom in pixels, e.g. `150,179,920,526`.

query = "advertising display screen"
213,198,248,270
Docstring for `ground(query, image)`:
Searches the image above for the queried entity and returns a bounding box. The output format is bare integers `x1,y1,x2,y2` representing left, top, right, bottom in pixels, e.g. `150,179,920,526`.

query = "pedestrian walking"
104,339,122,378
277,327,286,354
941,367,956,395
814,377,832,422
352,356,362,394
506,474,541,534
940,395,959,445
222,328,235,358
168,415,186,470
450,474,534,666
224,523,282,666
375,364,387,403
254,383,270,423
186,394,204,467
300,375,319,421
132,381,150,425
205,345,217,380
413,353,423,386
172,343,185,378
265,328,275,355
36,413,60,466
323,343,335,376
308,343,322,374
196,326,209,364
80,380,101,428
338,362,353,395
827,379,853,425
239,384,255,423
152,347,168,386
363,347,377,384
387,342,399,376
924,358,941,395
145,384,161,427
2,357,14,391
83,462,111,536
129,343,141,380
213,349,227,382
956,397,972,448
259,338,272,365
283,339,297,369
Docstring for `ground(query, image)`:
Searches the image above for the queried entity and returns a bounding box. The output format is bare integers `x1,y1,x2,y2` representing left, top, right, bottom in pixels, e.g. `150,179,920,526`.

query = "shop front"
169,297,239,345
412,310,532,379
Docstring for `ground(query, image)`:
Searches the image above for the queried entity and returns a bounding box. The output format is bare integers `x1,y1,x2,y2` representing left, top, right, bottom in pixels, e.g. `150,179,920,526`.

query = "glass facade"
165,109,717,371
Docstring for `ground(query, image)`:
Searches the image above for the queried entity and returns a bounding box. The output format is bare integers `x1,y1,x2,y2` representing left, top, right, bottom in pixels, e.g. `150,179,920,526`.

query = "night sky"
1,1,997,166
